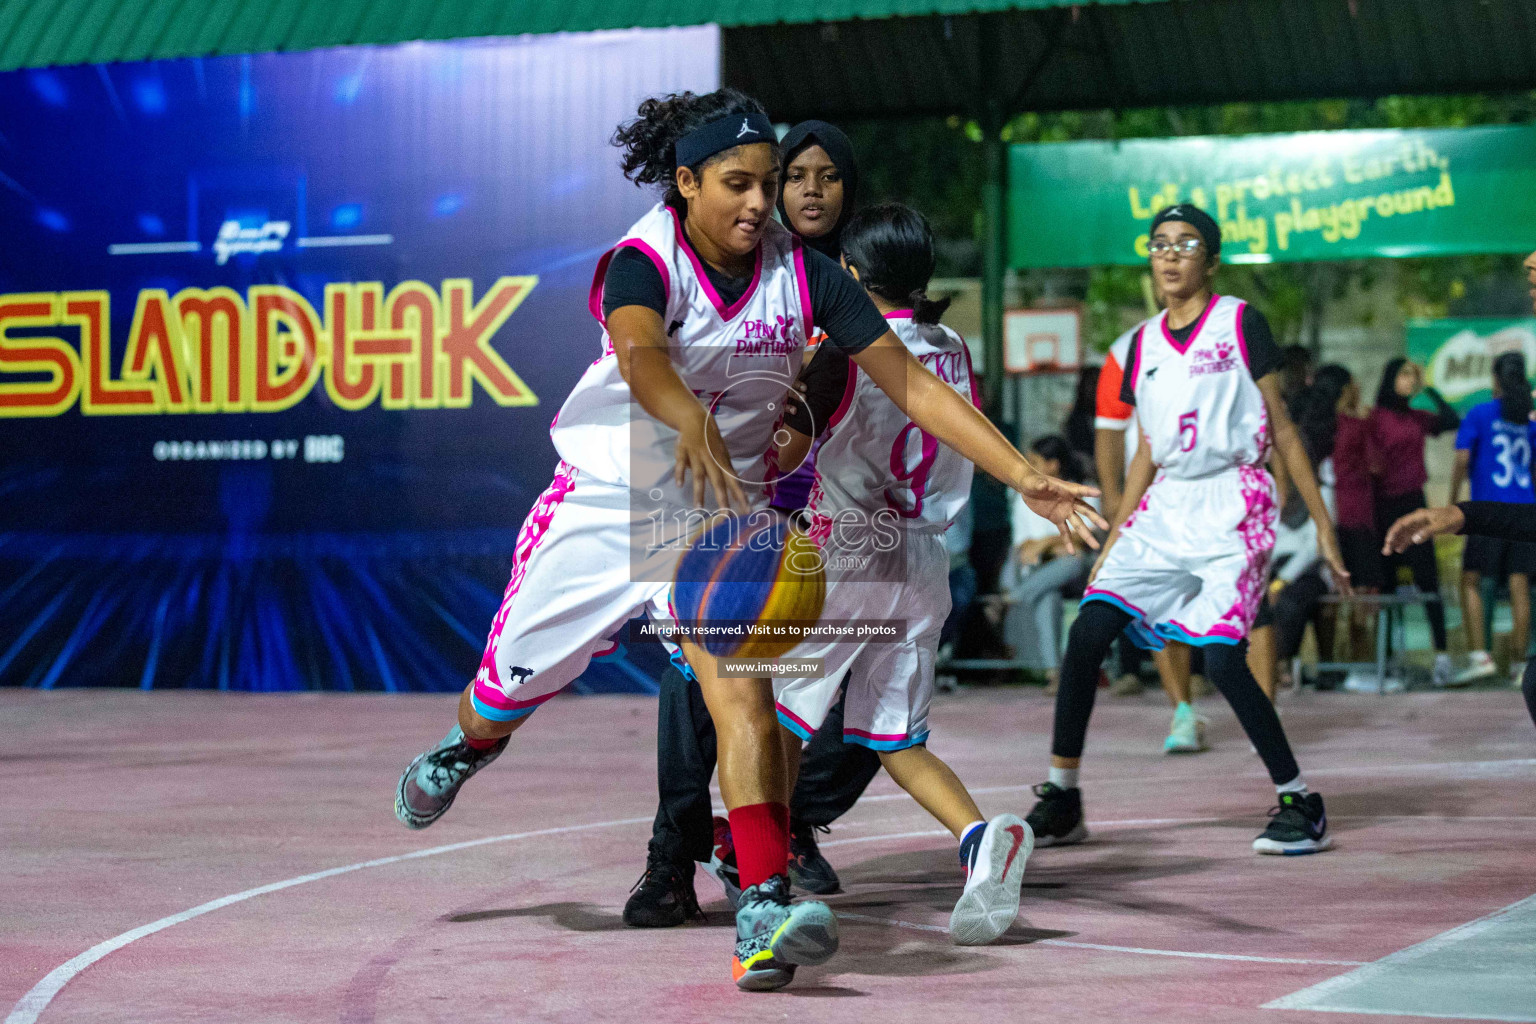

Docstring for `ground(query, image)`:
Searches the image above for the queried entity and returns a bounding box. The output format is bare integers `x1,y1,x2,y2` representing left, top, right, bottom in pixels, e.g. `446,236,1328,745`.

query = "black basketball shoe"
1253,791,1332,855
1024,782,1088,848
623,842,704,927
788,819,841,894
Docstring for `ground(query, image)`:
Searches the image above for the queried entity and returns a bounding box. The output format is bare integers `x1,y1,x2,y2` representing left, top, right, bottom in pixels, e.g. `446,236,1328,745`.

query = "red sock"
729,802,791,890
463,733,500,751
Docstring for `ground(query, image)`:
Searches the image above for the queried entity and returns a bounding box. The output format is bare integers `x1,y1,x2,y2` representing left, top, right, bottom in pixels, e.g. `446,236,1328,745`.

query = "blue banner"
0,29,719,690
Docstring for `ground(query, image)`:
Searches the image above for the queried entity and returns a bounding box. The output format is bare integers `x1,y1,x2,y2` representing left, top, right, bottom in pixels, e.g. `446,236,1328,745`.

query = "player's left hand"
1017,474,1107,555
1382,505,1464,555
1318,531,1354,597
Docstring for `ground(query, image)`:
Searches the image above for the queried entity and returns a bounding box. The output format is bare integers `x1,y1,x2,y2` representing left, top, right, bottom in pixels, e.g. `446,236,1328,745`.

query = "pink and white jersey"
552,202,812,503
1125,295,1269,480
807,315,978,535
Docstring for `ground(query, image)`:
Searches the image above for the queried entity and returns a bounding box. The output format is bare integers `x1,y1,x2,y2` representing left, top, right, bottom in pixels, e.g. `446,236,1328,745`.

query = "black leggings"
649,665,882,863
1376,490,1449,652
1053,602,1301,785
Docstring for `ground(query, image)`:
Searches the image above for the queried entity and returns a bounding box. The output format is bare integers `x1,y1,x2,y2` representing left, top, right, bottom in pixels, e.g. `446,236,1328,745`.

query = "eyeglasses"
1148,238,1205,260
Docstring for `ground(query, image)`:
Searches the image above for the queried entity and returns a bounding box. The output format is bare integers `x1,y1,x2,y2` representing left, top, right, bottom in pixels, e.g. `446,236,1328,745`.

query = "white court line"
12,777,1536,1024
1262,893,1536,1020
847,757,1536,805
839,913,1367,966
3,815,649,1024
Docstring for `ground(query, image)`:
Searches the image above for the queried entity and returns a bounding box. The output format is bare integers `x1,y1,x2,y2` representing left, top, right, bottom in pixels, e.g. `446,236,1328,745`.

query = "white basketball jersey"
1126,294,1269,479
807,316,977,534
552,203,811,502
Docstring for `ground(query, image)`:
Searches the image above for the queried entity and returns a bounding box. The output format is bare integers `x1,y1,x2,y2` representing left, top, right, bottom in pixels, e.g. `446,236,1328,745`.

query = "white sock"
1048,766,1079,790
1276,774,1308,796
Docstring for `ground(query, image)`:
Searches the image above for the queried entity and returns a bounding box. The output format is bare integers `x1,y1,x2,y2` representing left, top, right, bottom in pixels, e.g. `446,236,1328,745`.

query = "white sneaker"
1450,651,1497,687
1163,704,1208,753
1343,670,1405,693
950,815,1032,946
1433,652,1455,687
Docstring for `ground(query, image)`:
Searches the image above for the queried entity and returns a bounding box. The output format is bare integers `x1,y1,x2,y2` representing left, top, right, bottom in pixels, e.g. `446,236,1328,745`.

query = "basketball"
672,513,826,659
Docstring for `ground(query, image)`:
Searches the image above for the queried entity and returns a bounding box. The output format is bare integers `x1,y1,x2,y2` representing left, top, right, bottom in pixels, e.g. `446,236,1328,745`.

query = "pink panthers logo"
1216,342,1234,360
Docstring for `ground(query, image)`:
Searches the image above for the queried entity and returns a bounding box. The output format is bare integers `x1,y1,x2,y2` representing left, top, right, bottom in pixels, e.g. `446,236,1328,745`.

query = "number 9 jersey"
801,314,979,540
1122,294,1270,480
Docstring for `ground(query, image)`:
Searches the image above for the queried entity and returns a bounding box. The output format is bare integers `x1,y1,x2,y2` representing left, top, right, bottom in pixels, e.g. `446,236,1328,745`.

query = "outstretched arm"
850,331,1108,551
1385,501,1536,552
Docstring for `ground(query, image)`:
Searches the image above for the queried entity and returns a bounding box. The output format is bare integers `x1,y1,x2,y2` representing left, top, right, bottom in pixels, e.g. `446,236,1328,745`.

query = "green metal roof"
2,0,1533,119
0,0,1160,72
730,0,1536,120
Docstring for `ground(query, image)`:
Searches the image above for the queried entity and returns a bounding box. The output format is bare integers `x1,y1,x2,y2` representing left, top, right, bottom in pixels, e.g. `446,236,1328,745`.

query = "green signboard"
1406,317,1536,414
1009,124,1536,268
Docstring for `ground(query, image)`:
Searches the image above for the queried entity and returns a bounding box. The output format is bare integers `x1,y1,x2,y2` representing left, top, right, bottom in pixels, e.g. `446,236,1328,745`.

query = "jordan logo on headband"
736,118,755,139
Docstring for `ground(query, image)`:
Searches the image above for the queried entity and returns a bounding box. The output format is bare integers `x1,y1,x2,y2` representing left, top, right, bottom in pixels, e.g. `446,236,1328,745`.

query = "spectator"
1278,344,1316,417
1272,365,1349,686
1001,435,1096,693
1369,357,1460,685
1448,351,1536,686
1063,364,1101,476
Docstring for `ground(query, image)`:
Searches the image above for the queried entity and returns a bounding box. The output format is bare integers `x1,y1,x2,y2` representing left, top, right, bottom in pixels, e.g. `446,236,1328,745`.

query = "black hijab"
777,120,859,261
1375,357,1412,413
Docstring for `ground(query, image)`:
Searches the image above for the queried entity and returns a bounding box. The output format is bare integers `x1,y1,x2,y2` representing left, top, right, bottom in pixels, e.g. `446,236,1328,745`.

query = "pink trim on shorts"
843,726,913,742
588,239,671,327
775,702,818,739
472,685,562,714
1169,619,1244,641
474,461,579,697
882,308,914,320
792,239,815,341
1082,586,1149,617
1233,299,1251,369
671,207,762,321
1160,294,1219,355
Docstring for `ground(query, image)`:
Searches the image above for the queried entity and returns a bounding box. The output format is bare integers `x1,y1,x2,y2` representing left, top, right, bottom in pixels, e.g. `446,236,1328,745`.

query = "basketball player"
624,120,879,930
772,204,1031,944
391,88,1103,990
1026,205,1349,856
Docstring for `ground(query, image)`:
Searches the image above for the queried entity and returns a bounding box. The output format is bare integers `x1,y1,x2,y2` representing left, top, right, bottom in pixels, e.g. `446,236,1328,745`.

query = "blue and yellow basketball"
673,513,825,659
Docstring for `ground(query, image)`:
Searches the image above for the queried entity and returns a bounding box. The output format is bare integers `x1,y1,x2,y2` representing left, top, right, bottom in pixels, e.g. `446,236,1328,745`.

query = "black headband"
1150,204,1221,258
675,112,776,169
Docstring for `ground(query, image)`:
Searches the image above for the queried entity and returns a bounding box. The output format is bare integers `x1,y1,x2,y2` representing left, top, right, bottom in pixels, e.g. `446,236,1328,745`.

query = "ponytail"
1494,351,1532,424
910,288,952,325
840,203,944,322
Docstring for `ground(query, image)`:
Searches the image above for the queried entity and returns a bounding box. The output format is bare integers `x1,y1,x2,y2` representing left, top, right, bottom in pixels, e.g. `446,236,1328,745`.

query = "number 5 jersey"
1085,294,1283,649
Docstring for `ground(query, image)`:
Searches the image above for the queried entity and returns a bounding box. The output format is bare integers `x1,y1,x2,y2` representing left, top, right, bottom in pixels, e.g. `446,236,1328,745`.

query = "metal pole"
980,100,1008,430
